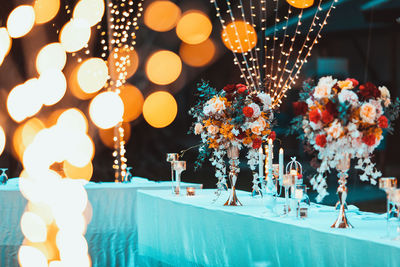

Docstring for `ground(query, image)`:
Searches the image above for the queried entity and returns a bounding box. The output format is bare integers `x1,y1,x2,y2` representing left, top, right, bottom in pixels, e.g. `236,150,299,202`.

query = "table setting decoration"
0,168,8,185
290,76,400,228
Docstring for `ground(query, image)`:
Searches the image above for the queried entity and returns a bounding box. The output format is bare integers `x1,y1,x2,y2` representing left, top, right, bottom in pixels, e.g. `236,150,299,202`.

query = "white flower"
231,128,240,136
248,103,261,118
369,99,383,118
359,102,377,124
250,120,264,135
194,123,203,135
326,120,343,139
204,96,226,115
313,84,332,99
207,125,219,135
338,90,358,106
379,86,390,99
318,76,338,88
257,92,272,110
310,121,322,130
306,98,314,107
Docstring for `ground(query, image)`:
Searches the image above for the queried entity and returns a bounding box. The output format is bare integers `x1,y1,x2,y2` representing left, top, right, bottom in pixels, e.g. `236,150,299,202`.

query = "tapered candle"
268,139,273,171
258,146,263,180
279,148,284,181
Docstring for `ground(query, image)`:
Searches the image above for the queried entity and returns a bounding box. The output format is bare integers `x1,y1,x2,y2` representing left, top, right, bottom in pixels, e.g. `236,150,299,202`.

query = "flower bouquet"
189,81,275,205
290,76,400,227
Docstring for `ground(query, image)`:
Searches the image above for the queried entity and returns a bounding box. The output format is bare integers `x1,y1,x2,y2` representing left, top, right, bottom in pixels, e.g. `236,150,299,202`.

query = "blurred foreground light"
287,0,314,9
27,202,54,225
143,91,177,128
77,58,108,94
13,118,45,160
119,84,144,122
109,47,139,80
176,11,212,45
144,1,181,32
63,161,93,181
99,122,131,149
179,39,215,67
222,21,257,53
39,69,67,106
57,108,88,133
36,43,66,74
7,5,35,38
64,133,94,168
0,28,12,66
59,19,91,52
69,66,97,100
18,245,48,267
0,125,5,156
7,80,42,122
21,212,48,243
73,0,105,27
89,91,124,129
34,0,60,24
146,50,181,85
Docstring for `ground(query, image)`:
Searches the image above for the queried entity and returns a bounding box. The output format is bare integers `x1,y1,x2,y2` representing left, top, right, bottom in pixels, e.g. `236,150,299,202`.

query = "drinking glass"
0,168,8,185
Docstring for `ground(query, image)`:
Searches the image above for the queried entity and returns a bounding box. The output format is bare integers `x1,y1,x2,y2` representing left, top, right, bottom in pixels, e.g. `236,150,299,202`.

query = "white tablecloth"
0,177,202,267
137,189,400,267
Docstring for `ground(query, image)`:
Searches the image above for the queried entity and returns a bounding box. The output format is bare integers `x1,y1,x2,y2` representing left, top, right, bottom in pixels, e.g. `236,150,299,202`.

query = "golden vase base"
331,206,353,228
224,186,242,206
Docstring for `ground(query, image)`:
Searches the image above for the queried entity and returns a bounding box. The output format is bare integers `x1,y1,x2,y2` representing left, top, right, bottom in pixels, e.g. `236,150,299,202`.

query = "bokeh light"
38,69,67,106
59,18,91,53
89,91,124,129
36,43,66,74
0,125,5,156
146,50,182,85
18,245,48,267
27,202,54,225
221,21,257,53
77,58,108,94
69,66,97,100
176,11,212,45
144,1,181,32
99,122,131,149
179,39,216,67
13,118,45,161
64,132,94,168
33,0,60,24
0,28,12,66
57,108,88,134
7,5,35,38
73,0,105,27
109,47,139,81
20,212,48,243
119,84,144,122
287,0,314,9
63,161,93,181
143,91,177,128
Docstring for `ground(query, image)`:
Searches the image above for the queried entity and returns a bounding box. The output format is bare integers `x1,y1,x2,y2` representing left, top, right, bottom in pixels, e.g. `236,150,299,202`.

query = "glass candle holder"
0,168,8,185
186,187,195,196
379,177,397,221
167,153,179,193
389,189,400,240
282,174,296,215
294,185,310,219
172,161,186,195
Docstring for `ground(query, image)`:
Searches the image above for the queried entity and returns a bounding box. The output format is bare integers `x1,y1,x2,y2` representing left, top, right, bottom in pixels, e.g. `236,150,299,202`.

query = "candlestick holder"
282,174,296,215
0,168,8,185
224,145,242,206
172,161,186,195
167,153,179,194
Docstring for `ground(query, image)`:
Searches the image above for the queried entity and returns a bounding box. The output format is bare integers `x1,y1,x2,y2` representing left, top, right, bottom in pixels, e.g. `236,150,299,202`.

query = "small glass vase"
224,145,242,206
122,167,133,183
0,168,8,185
331,154,353,228
167,153,179,194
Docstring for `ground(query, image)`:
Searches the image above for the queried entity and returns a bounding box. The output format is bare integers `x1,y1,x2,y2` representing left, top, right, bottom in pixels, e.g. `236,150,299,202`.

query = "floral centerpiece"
290,76,400,204
189,81,275,204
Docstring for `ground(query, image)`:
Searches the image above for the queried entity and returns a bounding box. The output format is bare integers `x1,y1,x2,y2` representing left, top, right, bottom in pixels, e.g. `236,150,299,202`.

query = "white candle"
258,146,263,180
279,148,284,181
268,139,273,171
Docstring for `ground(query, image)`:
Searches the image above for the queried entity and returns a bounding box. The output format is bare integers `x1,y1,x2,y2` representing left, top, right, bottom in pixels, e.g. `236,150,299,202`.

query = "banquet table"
137,189,400,267
0,177,202,267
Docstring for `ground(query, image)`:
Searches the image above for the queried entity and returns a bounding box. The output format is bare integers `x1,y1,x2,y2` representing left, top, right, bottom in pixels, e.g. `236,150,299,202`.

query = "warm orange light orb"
143,91,177,128
12,118,45,161
36,42,66,74
77,58,108,94
73,0,105,27
34,0,60,24
7,5,35,38
89,91,124,129
109,47,139,81
146,50,182,85
98,122,131,149
0,125,5,156
176,11,212,45
119,84,144,122
59,18,91,52
63,160,93,181
38,69,67,106
18,245,48,267
20,212,48,243
287,0,314,9
69,65,97,100
179,39,216,67
0,28,12,66
144,1,181,32
57,108,88,133
64,133,94,168
222,21,257,53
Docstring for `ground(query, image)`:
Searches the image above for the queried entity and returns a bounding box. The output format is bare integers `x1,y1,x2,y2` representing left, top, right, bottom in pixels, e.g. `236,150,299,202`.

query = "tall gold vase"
224,145,242,206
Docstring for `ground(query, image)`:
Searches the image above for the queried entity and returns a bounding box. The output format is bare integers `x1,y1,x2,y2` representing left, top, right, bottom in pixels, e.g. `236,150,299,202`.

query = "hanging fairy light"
210,0,339,108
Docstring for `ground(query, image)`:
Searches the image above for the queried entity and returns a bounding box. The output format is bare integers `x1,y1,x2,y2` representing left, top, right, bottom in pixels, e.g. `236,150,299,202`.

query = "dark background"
0,0,399,211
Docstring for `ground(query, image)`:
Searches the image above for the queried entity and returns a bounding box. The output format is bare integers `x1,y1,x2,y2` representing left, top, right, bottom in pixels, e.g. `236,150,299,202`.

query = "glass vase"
0,168,8,185
224,145,242,206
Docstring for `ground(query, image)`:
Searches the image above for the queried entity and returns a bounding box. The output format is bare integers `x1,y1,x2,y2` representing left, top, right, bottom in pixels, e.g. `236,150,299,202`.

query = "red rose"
346,78,359,87
362,134,376,146
223,84,236,93
236,132,246,140
326,100,338,117
243,106,254,117
321,110,334,124
236,84,247,94
315,134,327,148
309,109,321,124
378,115,388,129
359,82,381,100
252,138,262,149
269,131,276,141
293,101,308,116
